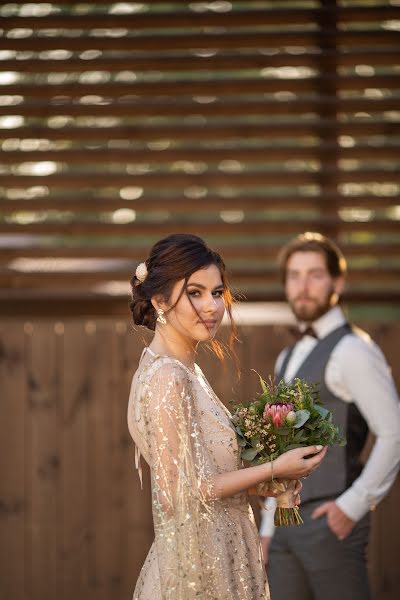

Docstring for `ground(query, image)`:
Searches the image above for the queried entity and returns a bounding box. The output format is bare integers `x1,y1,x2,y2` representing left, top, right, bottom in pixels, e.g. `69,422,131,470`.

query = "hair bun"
129,275,156,330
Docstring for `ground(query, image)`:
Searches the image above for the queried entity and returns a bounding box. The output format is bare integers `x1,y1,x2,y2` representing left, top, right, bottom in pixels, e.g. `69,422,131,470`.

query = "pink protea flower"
264,402,294,428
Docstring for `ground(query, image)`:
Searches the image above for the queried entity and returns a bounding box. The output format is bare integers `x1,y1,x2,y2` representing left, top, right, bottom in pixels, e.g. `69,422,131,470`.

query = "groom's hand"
311,500,355,540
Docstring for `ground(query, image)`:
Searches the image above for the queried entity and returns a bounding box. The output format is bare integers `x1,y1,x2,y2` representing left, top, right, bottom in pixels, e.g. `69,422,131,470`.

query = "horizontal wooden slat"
0,30,398,52
1,289,399,318
1,49,399,74
1,145,399,165
21,0,395,6
6,75,400,98
0,193,397,214
2,169,399,189
2,7,398,30
1,242,399,261
1,97,398,118
2,265,400,289
1,219,398,236
2,121,398,141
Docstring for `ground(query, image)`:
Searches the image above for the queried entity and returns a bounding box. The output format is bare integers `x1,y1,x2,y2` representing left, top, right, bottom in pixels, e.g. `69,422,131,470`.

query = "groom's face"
285,251,345,323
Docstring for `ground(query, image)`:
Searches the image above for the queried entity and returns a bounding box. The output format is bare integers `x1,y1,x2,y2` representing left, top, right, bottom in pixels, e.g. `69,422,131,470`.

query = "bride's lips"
200,319,218,328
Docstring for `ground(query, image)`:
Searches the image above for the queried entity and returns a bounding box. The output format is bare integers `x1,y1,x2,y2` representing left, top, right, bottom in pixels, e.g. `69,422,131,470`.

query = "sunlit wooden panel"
0,0,399,312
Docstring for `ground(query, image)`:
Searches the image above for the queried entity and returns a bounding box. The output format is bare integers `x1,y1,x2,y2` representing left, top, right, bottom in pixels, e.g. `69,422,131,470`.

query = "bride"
127,233,326,600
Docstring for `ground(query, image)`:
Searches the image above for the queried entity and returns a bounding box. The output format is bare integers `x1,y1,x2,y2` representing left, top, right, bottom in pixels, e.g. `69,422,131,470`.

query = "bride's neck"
150,327,197,370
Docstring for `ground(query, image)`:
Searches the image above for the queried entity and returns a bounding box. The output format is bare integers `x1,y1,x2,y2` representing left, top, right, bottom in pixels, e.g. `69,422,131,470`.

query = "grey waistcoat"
277,323,369,505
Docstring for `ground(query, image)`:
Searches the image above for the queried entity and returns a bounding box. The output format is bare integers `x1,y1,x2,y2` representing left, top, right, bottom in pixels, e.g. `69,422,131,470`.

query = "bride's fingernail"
316,445,323,451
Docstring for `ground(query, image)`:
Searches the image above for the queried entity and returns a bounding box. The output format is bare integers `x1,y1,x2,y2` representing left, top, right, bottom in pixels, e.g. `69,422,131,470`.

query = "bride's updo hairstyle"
129,233,237,360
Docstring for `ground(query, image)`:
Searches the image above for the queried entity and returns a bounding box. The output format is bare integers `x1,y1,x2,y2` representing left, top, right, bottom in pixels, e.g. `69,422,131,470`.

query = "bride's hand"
294,479,302,505
248,484,278,498
248,479,302,502
273,445,327,480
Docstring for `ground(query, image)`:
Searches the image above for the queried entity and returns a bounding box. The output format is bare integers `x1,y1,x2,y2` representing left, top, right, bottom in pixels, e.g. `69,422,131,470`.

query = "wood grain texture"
0,320,398,599
0,324,26,600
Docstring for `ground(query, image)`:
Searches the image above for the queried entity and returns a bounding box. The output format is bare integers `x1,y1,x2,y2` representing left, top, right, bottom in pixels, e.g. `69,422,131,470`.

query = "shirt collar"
299,305,346,339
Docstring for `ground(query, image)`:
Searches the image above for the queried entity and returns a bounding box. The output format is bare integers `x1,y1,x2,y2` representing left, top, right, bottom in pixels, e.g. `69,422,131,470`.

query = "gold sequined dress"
128,348,269,600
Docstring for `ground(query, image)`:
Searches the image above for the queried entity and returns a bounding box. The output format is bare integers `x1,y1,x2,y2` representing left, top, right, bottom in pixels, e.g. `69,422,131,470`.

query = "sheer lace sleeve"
139,358,217,598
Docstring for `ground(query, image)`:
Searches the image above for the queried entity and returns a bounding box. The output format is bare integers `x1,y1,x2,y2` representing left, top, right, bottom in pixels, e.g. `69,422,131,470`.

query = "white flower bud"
285,411,297,425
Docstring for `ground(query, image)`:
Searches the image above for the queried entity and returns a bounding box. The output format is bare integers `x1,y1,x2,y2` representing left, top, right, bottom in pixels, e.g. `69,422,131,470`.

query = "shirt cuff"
335,486,377,522
259,497,276,537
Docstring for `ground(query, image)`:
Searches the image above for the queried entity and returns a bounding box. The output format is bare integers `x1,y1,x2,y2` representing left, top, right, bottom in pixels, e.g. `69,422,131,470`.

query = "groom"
260,232,400,600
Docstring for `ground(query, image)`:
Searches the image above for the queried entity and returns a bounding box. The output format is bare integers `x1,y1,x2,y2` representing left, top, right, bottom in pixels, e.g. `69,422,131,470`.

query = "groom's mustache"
294,295,316,302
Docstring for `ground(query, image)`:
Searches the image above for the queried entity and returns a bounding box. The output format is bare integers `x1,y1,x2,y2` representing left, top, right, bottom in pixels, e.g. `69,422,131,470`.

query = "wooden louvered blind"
1,0,399,315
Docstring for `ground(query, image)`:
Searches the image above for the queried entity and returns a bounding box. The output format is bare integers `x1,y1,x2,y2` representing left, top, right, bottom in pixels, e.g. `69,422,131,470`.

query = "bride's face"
163,264,226,343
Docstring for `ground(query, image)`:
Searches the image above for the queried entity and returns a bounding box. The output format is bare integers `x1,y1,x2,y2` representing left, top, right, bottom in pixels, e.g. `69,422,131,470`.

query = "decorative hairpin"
135,262,148,284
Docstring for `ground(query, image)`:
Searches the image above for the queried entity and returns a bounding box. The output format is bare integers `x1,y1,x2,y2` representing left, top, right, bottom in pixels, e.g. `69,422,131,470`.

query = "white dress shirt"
260,305,400,537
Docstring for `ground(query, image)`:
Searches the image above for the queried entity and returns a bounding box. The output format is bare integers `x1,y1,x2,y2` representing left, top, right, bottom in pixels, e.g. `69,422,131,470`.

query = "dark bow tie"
288,325,318,341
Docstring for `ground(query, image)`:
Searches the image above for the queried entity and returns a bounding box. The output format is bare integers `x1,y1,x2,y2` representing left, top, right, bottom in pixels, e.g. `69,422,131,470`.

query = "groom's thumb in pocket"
311,502,329,520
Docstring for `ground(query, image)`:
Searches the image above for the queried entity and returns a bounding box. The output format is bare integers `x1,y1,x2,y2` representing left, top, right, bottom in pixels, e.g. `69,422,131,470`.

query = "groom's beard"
289,286,337,323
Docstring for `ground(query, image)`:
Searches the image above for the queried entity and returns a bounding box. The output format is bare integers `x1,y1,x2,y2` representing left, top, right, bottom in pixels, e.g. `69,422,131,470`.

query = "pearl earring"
156,308,166,325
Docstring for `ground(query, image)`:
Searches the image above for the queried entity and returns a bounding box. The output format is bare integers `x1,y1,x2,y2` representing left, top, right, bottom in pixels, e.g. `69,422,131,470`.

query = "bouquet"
231,375,345,526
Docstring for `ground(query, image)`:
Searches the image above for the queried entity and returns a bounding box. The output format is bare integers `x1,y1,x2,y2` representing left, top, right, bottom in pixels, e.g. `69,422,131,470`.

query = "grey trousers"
268,499,371,600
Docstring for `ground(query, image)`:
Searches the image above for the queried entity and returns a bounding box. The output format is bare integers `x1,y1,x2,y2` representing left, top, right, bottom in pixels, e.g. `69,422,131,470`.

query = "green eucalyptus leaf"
274,426,292,435
282,443,305,451
313,404,330,419
293,430,306,442
241,448,259,461
294,409,310,428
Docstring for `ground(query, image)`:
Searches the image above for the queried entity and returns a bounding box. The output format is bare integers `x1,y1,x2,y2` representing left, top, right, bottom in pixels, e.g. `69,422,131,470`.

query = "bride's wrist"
264,460,275,481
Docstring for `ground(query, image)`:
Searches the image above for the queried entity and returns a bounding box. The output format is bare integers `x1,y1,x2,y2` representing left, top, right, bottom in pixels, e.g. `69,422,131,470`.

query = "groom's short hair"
278,232,347,283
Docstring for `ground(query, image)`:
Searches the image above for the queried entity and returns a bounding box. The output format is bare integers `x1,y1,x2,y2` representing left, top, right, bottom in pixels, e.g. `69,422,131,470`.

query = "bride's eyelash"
187,290,223,297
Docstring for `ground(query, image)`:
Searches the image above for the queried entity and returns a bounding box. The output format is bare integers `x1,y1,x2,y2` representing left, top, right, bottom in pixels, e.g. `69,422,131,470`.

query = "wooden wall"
0,319,399,600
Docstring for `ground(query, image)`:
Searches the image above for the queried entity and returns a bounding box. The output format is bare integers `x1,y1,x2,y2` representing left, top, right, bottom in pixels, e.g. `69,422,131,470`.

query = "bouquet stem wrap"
258,478,303,526
273,479,303,526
